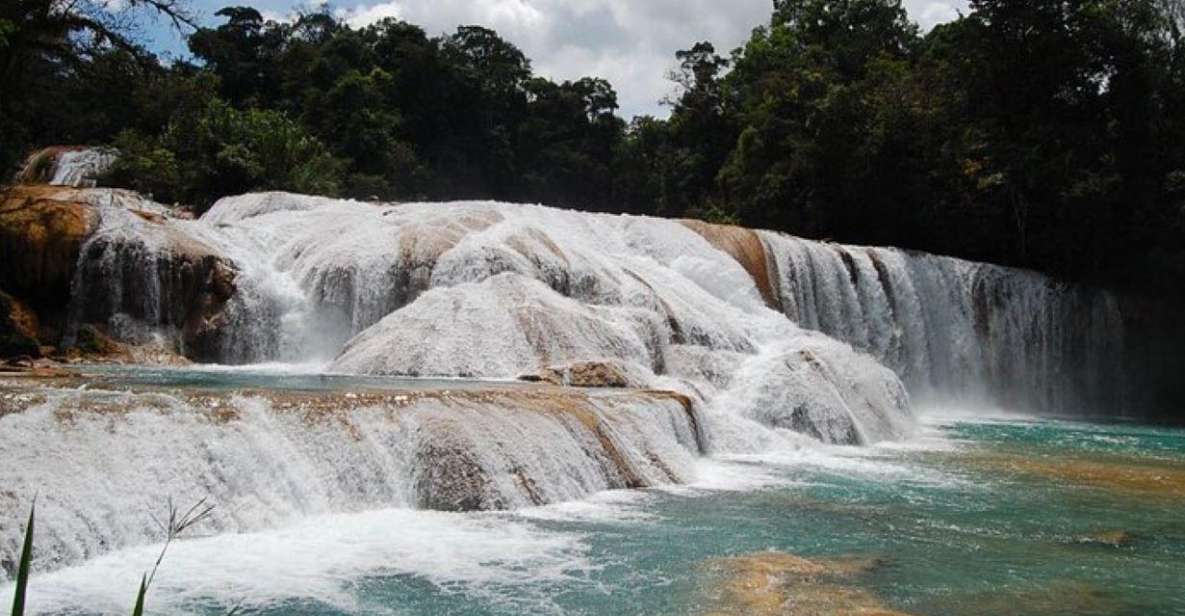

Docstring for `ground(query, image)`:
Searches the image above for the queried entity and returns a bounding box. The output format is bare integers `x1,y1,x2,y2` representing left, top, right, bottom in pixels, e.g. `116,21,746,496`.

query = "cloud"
338,0,967,118
914,1,964,28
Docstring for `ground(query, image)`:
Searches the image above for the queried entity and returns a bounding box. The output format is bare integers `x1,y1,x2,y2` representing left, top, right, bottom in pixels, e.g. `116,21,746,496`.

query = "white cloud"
914,1,963,28
339,0,967,118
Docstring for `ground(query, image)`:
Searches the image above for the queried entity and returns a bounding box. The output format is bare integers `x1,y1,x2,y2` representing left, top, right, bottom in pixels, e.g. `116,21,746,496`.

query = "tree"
188,6,287,107
107,96,343,208
0,0,195,174
660,42,736,217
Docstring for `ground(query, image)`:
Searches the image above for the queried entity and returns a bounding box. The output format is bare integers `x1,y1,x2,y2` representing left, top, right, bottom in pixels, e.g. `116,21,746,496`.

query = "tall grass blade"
11,500,35,616
131,574,147,616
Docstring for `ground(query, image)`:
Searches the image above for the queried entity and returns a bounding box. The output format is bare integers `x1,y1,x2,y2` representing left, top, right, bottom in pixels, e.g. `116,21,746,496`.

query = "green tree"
661,41,736,217
108,97,343,208
0,0,194,174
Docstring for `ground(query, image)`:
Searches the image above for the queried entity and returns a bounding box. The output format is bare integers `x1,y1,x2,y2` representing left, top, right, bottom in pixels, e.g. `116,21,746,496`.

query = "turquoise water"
76,364,524,392
10,398,1185,615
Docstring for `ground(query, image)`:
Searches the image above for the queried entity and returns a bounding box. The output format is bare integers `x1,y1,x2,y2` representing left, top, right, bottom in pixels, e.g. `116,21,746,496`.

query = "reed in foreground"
8,496,214,616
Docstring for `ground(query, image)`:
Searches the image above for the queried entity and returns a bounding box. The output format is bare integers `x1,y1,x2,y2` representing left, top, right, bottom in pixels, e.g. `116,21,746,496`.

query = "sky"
141,0,968,118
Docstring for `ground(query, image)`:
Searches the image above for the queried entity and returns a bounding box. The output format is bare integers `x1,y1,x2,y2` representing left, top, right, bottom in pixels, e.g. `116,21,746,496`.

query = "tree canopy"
2,0,1184,300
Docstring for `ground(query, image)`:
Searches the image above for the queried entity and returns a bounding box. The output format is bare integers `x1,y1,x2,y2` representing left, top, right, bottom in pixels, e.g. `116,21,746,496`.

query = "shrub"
105,98,345,211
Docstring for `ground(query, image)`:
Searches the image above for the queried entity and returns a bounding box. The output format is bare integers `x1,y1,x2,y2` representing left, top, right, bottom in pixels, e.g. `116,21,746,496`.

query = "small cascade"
0,190,1145,582
759,233,1126,414
15,147,117,187
60,191,238,358
54,190,1132,437
0,385,701,574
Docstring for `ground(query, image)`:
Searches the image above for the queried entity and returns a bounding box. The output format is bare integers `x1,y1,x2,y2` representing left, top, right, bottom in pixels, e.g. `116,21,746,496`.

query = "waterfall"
56,190,1132,419
0,386,701,574
43,192,913,481
1,190,1137,580
759,233,1126,415
16,147,117,188
57,190,1131,423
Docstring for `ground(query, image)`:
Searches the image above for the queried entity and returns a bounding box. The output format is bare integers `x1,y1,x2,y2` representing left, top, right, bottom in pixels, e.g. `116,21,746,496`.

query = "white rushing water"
66,191,919,446
0,189,1128,583
17,147,118,187
0,386,700,574
761,233,1126,414
86,192,1123,414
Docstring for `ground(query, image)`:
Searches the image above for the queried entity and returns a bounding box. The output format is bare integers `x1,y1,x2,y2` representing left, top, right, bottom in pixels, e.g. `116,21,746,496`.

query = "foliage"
3,0,1185,298
5,496,213,616
107,96,343,209
10,500,33,616
133,497,215,614
0,0,195,175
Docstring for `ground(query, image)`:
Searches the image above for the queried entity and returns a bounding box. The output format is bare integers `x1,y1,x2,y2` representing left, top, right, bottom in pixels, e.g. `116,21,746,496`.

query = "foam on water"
0,508,593,615
4,190,1132,590
0,386,700,573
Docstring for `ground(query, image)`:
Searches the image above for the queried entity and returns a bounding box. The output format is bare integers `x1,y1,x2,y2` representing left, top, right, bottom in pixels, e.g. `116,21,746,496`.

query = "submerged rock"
971,452,1185,500
917,580,1125,616
1075,530,1135,548
700,551,909,616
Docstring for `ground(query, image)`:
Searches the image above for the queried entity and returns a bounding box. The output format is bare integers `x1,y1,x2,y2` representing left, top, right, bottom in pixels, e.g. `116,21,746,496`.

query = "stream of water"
3,374,1181,614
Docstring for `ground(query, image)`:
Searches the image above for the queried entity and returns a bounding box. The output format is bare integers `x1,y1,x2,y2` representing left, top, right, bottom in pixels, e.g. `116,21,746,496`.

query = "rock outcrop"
0,186,100,304
520,360,641,388
0,291,41,358
681,218,780,310
0,185,237,361
70,225,239,360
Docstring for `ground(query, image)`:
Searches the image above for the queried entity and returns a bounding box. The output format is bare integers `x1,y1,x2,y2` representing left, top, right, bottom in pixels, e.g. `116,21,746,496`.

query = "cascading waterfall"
760,233,1126,414
16,147,117,187
2,189,1131,579
0,386,700,573
58,190,1126,423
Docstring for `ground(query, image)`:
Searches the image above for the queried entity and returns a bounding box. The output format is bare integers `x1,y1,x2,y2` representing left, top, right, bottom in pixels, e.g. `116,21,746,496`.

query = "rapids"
0,189,1138,585
67,191,919,447
67,192,1124,421
0,379,701,573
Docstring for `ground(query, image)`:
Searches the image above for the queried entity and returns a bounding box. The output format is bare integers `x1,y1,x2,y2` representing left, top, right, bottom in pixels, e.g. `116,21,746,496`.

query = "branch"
128,0,198,33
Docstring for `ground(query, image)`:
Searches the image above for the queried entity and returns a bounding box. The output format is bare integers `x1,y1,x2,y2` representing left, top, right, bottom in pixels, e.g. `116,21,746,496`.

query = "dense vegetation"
2,0,1184,299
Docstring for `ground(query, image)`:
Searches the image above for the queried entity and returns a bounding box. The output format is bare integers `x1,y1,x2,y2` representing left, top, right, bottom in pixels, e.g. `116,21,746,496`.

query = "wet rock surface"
0,186,99,304
0,291,41,358
520,360,640,388
0,185,237,361
681,218,780,310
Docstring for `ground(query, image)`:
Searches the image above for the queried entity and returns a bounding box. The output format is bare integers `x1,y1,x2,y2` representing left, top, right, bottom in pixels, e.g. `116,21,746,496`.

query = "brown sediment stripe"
967,451,1185,500
679,219,780,310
